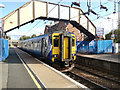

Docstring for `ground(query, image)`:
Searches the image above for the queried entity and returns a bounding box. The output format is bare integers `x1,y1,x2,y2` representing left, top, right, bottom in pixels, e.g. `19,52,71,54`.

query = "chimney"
50,22,52,26
54,21,59,24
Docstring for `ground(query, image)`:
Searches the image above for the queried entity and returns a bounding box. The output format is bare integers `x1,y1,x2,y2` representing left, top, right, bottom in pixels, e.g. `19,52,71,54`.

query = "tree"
19,34,37,41
31,34,36,38
7,36,11,40
19,35,31,40
118,20,120,29
114,29,120,43
105,29,120,43
105,32,112,40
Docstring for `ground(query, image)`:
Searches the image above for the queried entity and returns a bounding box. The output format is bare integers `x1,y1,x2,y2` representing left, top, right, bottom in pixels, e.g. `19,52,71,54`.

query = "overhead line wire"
92,10,119,22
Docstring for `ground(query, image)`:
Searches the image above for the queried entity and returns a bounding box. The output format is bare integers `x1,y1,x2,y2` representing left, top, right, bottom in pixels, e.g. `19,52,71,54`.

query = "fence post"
0,38,2,61
112,41,114,53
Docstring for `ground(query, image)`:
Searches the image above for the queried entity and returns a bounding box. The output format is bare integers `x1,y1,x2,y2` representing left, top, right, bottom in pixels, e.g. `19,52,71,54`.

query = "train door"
64,37,69,59
60,34,72,61
63,36,71,60
41,38,45,56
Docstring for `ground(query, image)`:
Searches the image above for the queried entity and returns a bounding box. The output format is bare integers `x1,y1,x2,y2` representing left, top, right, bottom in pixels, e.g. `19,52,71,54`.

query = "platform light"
100,5,108,11
83,12,90,15
83,9,98,17
90,9,98,15
100,0,108,11
71,2,80,7
90,9,99,19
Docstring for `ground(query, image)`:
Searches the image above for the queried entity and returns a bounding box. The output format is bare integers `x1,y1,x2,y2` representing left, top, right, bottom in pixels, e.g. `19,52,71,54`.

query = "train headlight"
53,54,58,57
54,55,57,57
72,54,75,56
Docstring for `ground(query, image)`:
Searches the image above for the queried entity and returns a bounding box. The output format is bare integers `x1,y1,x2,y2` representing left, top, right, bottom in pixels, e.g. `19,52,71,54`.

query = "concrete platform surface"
15,48,87,88
77,53,120,63
2,47,37,89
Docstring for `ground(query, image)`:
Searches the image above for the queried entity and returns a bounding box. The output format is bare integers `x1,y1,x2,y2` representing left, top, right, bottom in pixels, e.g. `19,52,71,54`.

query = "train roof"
19,30,75,42
19,33,49,42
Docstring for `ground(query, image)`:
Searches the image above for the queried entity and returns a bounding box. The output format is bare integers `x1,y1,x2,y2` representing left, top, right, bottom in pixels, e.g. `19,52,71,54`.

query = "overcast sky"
0,0,119,40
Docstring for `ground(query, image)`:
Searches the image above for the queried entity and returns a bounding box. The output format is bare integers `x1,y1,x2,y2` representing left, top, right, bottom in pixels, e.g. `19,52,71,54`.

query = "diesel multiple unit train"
18,31,77,66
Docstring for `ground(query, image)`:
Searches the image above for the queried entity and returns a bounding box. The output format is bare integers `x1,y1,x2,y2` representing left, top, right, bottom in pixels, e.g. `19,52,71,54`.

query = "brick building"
44,21,85,41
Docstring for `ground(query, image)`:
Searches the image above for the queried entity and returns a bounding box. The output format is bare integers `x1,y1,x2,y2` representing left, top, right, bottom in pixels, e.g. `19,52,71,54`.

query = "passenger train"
18,30,77,66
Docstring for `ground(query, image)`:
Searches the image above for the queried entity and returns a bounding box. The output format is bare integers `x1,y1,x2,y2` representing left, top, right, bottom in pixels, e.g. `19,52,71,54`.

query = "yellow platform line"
15,51,42,89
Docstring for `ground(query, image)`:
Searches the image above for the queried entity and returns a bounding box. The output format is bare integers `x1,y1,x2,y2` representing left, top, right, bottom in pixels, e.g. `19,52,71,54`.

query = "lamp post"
107,17,115,40
0,3,5,38
107,17,115,53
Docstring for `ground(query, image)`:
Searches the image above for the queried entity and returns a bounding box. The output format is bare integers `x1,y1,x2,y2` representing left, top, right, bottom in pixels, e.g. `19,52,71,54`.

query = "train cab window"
54,38,59,47
72,38,75,46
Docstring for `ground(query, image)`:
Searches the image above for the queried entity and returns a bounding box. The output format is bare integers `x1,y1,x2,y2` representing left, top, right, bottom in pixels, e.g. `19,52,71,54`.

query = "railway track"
63,71,109,89
75,65,120,86
62,64,120,89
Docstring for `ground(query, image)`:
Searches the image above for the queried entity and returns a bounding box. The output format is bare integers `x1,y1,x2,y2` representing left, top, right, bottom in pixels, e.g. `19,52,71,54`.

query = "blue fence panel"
97,40,104,53
97,40,113,53
4,40,9,59
77,40,113,54
77,41,89,53
88,41,96,53
0,38,9,61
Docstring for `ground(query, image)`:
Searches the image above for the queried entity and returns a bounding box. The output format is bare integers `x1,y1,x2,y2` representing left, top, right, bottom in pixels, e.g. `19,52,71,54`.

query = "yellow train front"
51,31,77,66
19,30,77,66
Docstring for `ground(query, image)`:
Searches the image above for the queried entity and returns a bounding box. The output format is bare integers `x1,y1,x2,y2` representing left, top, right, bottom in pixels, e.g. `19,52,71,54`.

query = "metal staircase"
70,21,96,41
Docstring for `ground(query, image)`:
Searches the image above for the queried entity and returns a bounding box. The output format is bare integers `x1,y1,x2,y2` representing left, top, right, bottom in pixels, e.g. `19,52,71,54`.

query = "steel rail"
63,71,109,90
75,66,120,85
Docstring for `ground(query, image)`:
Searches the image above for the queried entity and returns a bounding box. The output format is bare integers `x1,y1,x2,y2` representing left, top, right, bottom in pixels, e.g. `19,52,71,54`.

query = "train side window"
48,36,51,43
45,39,47,47
37,41,39,47
49,36,51,39
54,38,59,47
72,38,75,46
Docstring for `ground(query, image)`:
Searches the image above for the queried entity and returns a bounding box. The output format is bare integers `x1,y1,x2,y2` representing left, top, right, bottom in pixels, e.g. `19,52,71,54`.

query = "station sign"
96,28,104,36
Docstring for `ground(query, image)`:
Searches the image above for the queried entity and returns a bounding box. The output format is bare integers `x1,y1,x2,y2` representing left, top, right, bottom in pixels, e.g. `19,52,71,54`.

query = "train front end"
52,31,77,66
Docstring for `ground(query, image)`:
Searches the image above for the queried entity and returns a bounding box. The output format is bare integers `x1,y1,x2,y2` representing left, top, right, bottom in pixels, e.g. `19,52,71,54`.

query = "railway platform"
77,53,120,76
77,53,120,63
1,47,87,89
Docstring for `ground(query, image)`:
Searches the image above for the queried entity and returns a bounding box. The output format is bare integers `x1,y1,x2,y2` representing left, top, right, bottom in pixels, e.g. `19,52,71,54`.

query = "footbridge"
2,0,96,41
